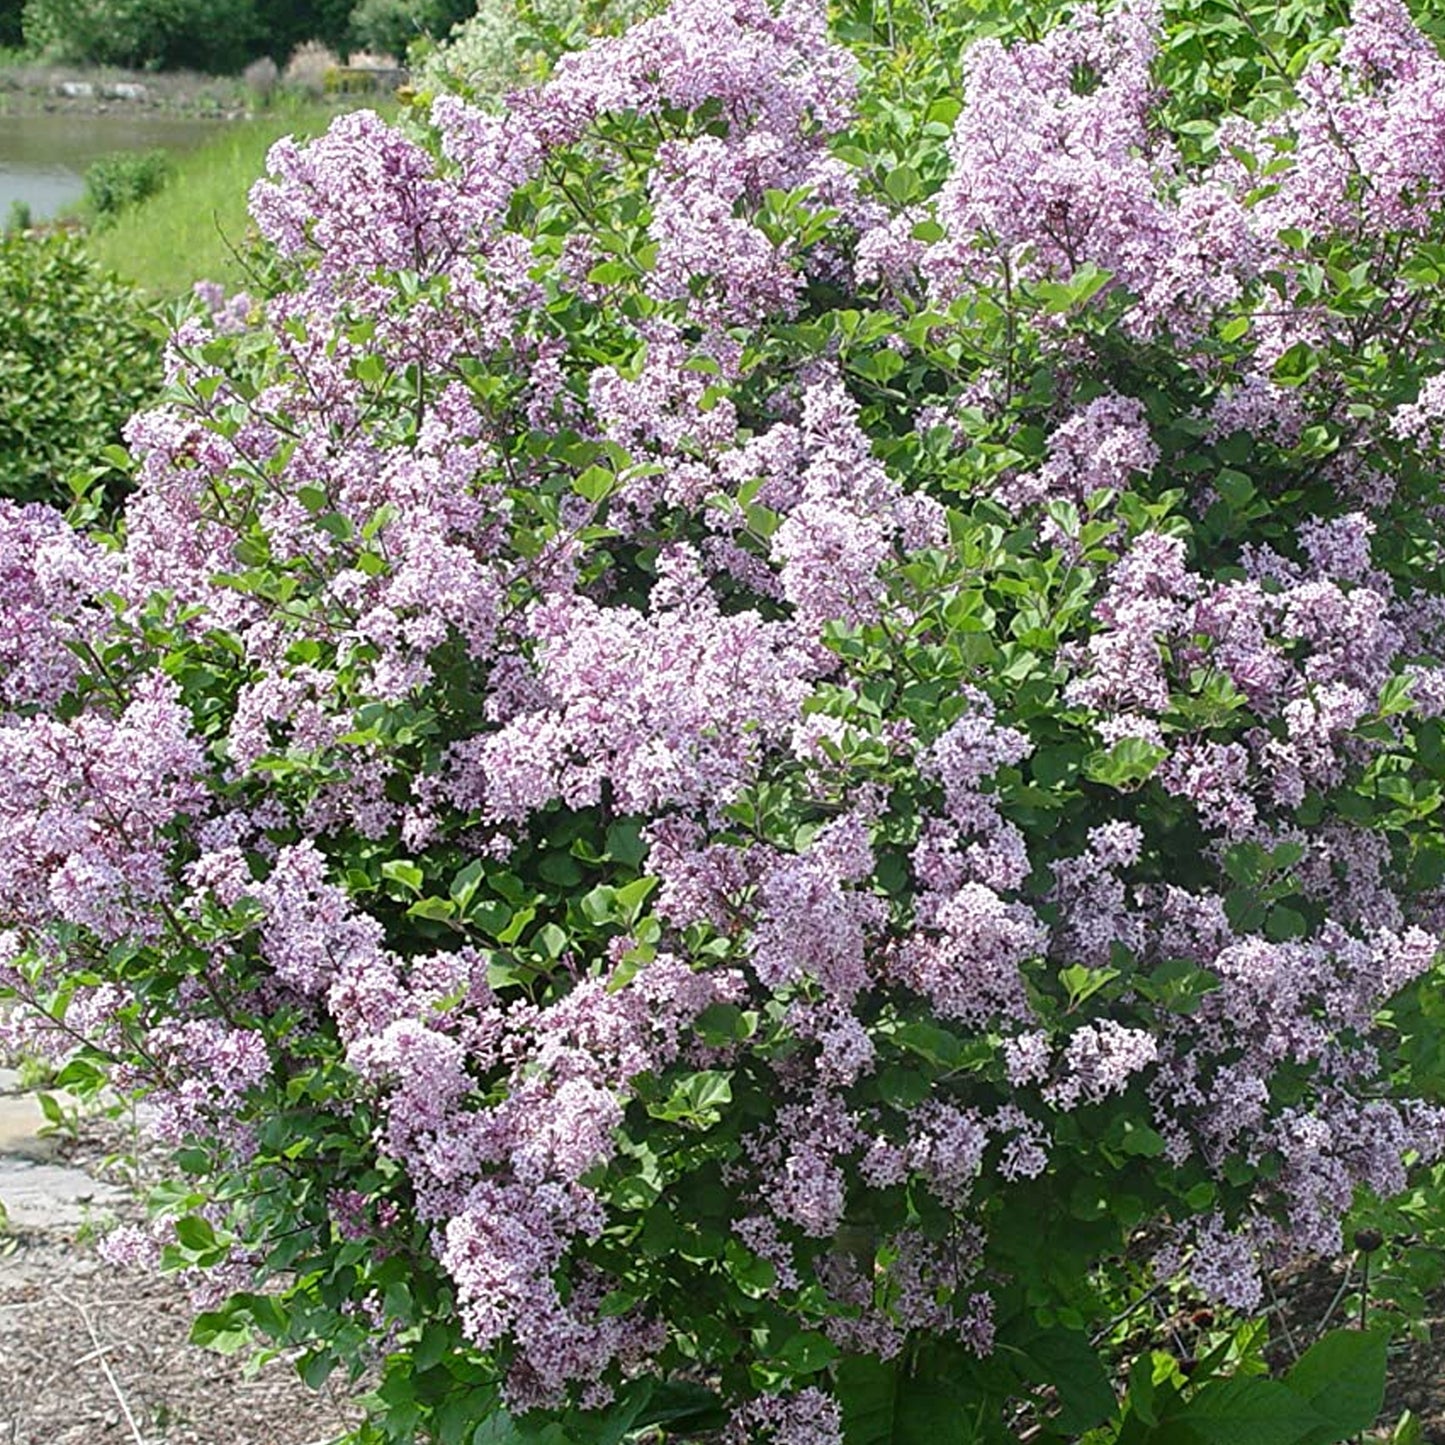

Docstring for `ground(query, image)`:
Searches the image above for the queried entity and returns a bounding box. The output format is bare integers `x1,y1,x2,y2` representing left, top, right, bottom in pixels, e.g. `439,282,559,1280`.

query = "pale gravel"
0,1076,364,1445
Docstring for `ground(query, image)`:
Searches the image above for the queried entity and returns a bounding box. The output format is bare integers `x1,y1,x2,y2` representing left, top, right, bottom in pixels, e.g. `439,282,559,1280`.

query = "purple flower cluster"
923,1,1258,339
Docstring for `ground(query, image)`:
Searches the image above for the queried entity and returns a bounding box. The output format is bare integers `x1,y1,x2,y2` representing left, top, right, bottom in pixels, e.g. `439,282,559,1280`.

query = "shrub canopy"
8,0,1445,1441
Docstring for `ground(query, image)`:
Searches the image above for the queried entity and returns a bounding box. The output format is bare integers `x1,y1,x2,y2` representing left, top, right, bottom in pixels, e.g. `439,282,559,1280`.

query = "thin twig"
1314,1257,1355,1339
1263,1268,1303,1364
56,1291,147,1445
1090,1274,1174,1346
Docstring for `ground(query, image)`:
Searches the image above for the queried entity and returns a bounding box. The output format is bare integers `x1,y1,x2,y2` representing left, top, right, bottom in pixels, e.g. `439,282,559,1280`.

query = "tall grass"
84,103,351,297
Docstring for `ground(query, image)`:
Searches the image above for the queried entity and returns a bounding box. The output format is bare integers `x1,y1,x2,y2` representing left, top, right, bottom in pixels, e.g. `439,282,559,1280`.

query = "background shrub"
252,0,354,64
280,37,340,93
84,148,173,224
348,0,473,62
0,232,157,505
17,0,359,68
242,53,279,102
412,0,654,100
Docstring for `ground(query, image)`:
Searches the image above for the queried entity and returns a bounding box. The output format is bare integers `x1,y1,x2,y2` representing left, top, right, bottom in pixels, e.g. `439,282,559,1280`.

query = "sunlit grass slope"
85,103,352,296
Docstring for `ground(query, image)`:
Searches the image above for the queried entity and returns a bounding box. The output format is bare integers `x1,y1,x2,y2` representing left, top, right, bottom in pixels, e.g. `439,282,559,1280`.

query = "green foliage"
412,0,657,102
21,0,261,69
348,0,473,62
84,148,173,225
251,0,354,61
1115,1328,1387,1445
0,231,158,505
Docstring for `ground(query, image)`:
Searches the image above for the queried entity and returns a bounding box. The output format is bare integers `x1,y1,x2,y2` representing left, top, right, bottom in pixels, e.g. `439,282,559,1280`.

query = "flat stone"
0,1095,54,1163
0,1157,125,1231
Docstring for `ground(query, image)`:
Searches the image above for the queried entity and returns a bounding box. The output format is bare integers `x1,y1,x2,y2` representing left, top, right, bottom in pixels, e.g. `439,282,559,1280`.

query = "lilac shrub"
6,0,1445,1439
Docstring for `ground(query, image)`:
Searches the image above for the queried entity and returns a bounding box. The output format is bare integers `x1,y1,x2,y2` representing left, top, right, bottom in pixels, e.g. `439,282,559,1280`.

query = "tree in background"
12,0,647,73
19,0,358,70
347,0,474,64
0,0,23,46
252,0,353,63
22,0,265,71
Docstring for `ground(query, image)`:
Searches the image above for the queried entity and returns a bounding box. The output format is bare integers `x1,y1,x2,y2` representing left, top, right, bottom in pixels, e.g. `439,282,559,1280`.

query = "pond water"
0,112,220,222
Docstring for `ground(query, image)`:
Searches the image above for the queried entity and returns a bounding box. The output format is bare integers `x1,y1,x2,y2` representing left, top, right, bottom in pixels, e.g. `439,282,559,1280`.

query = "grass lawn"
84,102,360,297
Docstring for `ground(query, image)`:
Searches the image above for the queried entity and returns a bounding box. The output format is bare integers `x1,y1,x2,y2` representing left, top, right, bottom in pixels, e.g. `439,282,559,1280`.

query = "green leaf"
1010,1326,1115,1433
539,852,583,886
885,164,920,204
471,1413,568,1444
413,1323,452,1372
1059,962,1121,1009
407,895,457,922
648,1070,733,1126
537,922,568,958
1083,738,1167,790
572,465,615,503
776,1331,839,1374
1272,340,1317,387
190,1309,251,1354
1214,468,1255,508
1150,1378,1321,1445
1032,744,1085,788
614,875,657,923
1224,888,1268,934
1283,1328,1387,1441
723,1237,777,1295
381,860,424,894
1146,1347,1385,1445
1264,905,1307,941
354,353,387,385
451,859,486,910
314,511,353,542
37,1092,67,1129
877,1064,932,1109
836,1353,981,1445
605,820,649,867
581,884,617,924
632,1381,727,1435
173,1214,216,1252
694,1003,754,1045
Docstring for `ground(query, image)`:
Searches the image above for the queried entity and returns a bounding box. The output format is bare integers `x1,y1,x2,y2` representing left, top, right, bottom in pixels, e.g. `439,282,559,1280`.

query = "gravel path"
0,1071,362,1445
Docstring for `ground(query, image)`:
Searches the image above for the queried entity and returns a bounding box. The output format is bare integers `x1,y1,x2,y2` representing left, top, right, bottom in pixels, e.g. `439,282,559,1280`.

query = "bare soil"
0,1080,363,1445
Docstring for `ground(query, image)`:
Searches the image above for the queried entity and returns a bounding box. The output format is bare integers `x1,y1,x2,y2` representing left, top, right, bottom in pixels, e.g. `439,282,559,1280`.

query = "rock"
56,81,95,99
0,1094,55,1163
103,82,148,102
0,1157,126,1230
